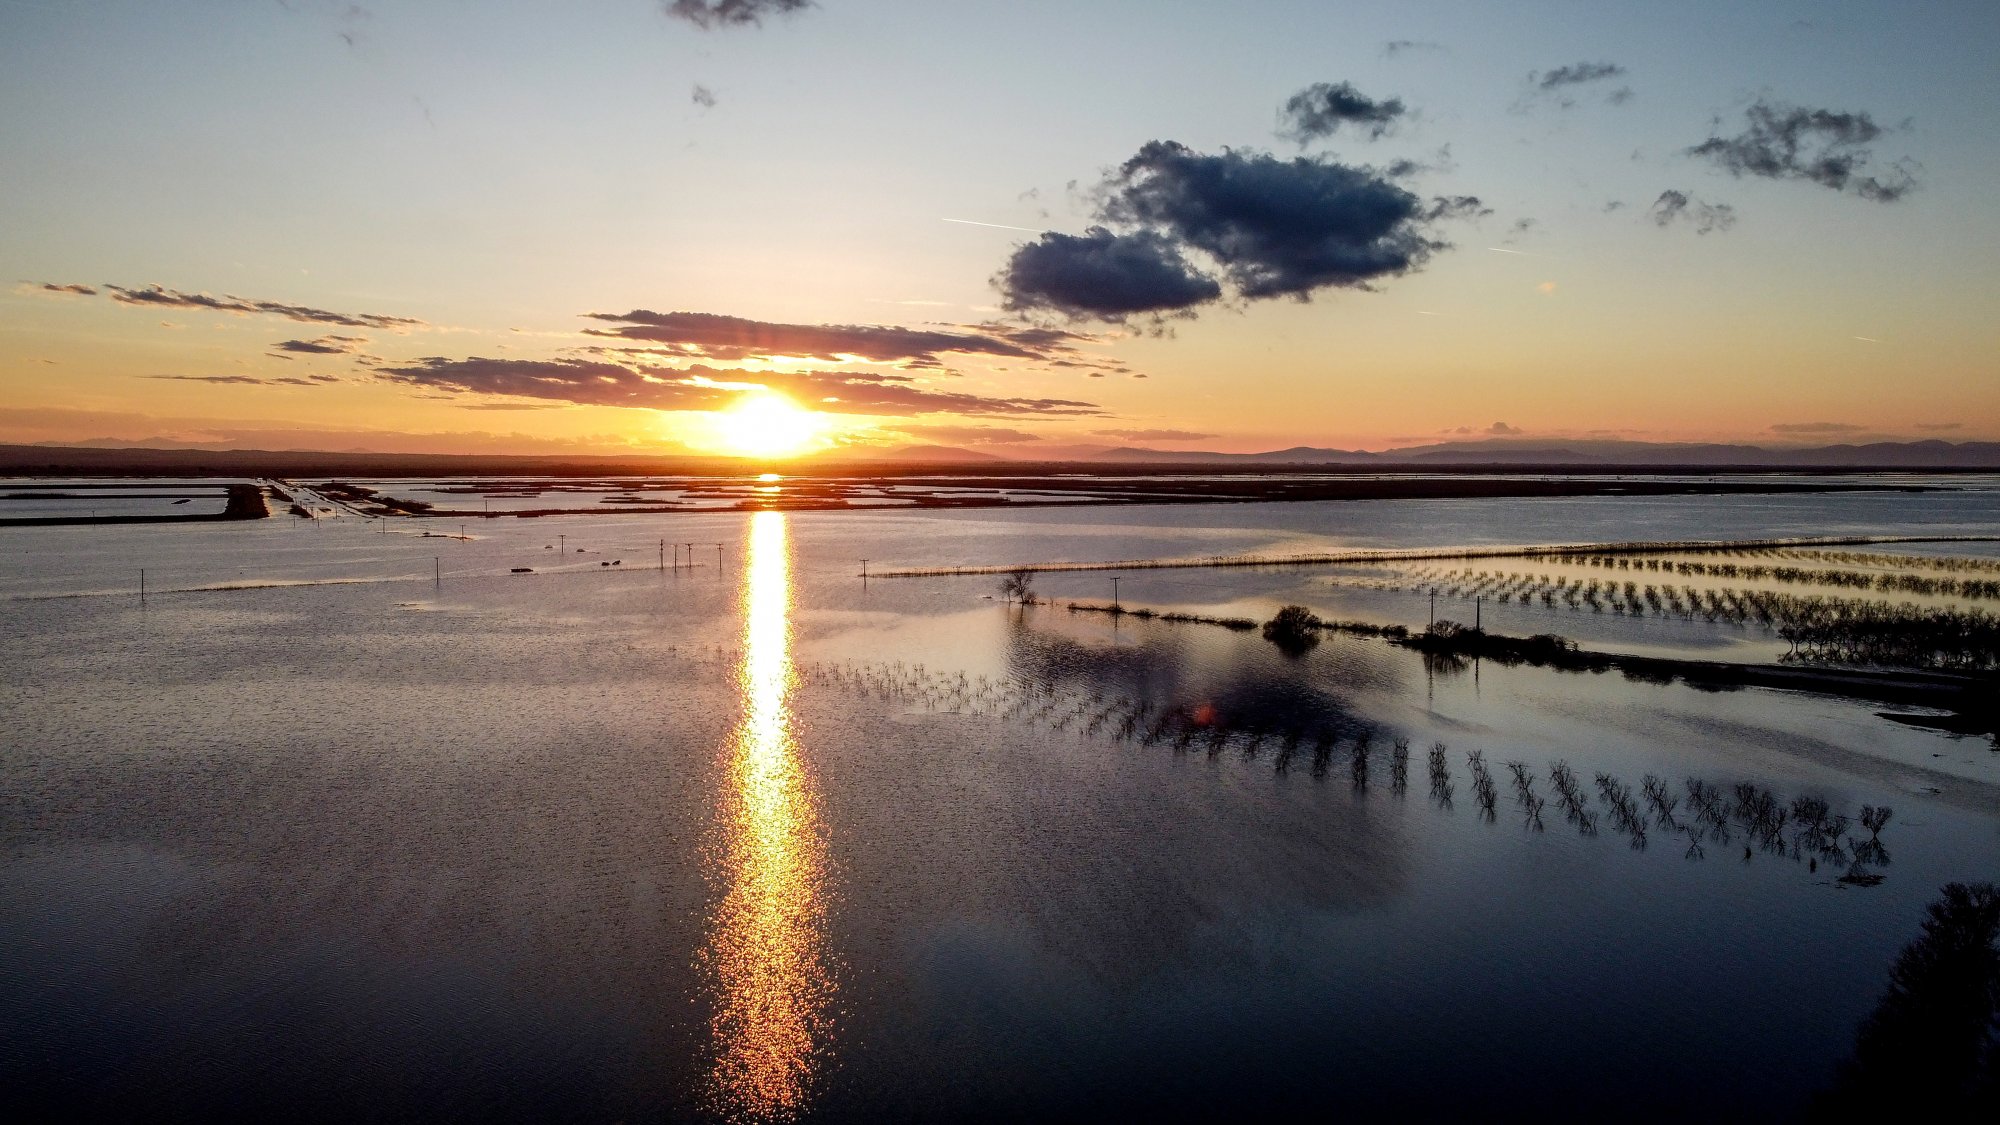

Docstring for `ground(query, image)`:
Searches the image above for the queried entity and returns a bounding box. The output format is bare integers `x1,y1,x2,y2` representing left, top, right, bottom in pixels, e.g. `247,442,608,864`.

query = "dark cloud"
1104,142,1477,299
1277,82,1407,143
894,424,1043,445
664,0,811,29
1648,189,1737,234
1537,61,1626,90
580,308,1123,373
102,284,423,328
998,143,1482,321
1381,40,1442,58
1770,421,1865,434
1688,100,1916,201
996,228,1223,320
1092,428,1217,443
1914,422,1962,432
691,84,717,109
37,282,97,296
271,334,368,355
376,357,1103,417
1485,421,1523,435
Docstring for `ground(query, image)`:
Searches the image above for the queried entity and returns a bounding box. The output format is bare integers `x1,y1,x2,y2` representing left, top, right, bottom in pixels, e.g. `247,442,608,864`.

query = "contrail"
1486,246,1528,255
943,218,1050,234
1853,336,1881,343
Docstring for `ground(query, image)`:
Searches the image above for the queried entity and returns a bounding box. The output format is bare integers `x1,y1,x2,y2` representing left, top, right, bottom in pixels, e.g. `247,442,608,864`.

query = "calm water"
3,484,1998,1121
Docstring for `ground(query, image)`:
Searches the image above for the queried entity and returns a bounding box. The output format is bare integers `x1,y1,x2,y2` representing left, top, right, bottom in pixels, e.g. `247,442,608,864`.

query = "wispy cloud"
1381,39,1443,59
376,357,1104,417
94,284,424,329
1091,428,1216,443
270,334,368,355
144,373,342,387
664,1,812,30
581,309,1128,375
1277,82,1407,143
1769,421,1865,434
1688,100,1917,202
1648,189,1737,234
1519,61,1631,110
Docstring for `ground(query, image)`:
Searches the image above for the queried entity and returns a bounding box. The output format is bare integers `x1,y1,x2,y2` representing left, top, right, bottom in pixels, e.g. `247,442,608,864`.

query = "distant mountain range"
4,437,1996,475
1081,438,2000,468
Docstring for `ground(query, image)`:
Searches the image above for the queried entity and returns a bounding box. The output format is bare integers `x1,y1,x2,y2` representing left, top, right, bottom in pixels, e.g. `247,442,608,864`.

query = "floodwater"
3,481,1998,1121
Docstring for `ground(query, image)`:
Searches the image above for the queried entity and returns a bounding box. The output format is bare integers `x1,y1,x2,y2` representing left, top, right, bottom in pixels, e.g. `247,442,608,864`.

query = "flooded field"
3,481,1998,1121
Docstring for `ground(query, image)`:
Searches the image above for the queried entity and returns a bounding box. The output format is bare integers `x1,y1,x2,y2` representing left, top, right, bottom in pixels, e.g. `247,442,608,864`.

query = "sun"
709,391,828,459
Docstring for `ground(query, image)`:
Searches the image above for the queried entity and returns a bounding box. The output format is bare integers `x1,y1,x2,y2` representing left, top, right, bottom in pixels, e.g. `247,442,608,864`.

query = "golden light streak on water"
703,511,834,1121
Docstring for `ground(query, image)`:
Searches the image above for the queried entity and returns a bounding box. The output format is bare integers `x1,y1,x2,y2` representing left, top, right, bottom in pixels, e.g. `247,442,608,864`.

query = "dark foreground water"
3,484,1998,1121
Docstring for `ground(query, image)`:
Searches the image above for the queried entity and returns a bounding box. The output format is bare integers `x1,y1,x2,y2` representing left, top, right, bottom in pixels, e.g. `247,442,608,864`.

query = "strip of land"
874,534,2000,578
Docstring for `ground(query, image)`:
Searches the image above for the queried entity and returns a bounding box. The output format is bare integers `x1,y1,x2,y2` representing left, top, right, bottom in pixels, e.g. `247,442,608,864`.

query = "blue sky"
3,1,1996,454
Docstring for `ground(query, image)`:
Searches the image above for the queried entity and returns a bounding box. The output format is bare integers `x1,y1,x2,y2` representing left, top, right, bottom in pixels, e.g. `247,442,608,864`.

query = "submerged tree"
1262,604,1324,657
1815,881,2000,1116
998,567,1038,606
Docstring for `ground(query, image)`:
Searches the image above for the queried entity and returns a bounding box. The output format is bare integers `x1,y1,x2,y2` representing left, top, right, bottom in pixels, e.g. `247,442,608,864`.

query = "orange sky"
3,2,1996,456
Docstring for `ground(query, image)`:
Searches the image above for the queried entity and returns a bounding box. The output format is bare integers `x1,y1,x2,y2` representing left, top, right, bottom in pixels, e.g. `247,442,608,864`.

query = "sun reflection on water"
703,511,834,1120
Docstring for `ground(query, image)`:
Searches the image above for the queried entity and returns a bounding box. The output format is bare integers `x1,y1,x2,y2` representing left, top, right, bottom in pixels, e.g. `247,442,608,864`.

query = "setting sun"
710,393,827,459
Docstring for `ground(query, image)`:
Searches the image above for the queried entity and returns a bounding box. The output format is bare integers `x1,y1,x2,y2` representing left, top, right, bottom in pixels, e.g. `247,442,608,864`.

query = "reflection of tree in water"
1814,882,1999,1117
1001,611,1387,750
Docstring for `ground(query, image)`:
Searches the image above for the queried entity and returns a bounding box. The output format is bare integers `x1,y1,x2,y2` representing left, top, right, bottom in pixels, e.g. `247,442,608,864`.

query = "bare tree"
998,568,1038,605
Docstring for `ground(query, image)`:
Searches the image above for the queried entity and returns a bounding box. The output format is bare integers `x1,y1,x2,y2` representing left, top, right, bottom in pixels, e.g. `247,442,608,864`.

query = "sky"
3,0,1997,457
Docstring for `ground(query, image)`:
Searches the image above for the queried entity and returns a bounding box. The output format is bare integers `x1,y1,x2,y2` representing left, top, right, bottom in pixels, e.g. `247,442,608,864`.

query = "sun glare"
711,393,826,459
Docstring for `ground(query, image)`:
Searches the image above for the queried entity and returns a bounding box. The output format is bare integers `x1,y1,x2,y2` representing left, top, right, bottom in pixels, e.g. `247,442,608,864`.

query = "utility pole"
660,539,666,571
559,533,565,556
139,568,146,604
434,557,440,587
1110,576,1121,608
860,558,869,580
715,543,725,570
1429,590,1436,629
1475,595,1482,632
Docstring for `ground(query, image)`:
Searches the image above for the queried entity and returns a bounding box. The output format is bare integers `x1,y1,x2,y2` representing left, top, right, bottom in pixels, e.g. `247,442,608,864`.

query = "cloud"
376,357,1104,417
1277,82,1407,143
1537,61,1625,90
1688,100,1917,201
1769,421,1865,434
893,424,1043,445
1091,428,1217,443
1914,422,1963,432
995,228,1223,320
1381,40,1442,58
98,284,424,328
1485,421,1523,435
1648,189,1737,234
34,282,97,296
143,373,341,387
271,334,368,355
664,1,811,29
1520,61,1630,110
999,142,1484,322
691,84,717,109
578,309,1126,375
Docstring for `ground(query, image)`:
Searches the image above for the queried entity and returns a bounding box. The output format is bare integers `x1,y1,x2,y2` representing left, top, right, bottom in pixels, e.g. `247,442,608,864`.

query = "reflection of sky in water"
704,511,835,1120
2,488,1999,1119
